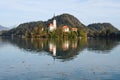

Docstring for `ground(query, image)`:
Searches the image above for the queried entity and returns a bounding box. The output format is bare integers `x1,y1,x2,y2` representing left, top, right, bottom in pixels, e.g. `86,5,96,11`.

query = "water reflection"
49,40,56,57
0,37,120,61
87,38,120,53
62,40,69,51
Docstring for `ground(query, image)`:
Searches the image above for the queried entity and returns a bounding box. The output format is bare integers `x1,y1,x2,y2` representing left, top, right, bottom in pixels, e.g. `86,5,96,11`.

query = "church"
49,15,57,31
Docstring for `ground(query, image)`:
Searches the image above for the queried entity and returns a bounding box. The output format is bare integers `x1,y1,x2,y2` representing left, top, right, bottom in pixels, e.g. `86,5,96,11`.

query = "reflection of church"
71,41,77,49
48,39,80,61
49,42,56,57
62,40,69,51
48,39,78,59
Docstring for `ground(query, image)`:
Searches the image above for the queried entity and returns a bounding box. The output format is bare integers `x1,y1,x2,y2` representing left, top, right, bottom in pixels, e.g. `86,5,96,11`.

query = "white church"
49,15,57,31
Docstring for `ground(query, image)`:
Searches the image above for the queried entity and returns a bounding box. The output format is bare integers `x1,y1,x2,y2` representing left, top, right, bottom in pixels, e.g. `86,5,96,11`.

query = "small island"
1,13,120,39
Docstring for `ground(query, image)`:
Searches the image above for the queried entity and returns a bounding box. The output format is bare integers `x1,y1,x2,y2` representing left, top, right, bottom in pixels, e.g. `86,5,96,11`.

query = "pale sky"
0,0,120,29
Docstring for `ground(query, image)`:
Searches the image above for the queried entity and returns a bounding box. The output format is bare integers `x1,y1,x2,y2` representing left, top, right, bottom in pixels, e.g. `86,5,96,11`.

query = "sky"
0,0,120,29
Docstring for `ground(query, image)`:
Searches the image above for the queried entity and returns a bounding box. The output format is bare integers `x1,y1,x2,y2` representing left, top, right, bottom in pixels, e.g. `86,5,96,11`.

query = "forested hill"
2,13,87,37
46,13,86,28
1,13,120,38
88,23,118,32
87,23,119,37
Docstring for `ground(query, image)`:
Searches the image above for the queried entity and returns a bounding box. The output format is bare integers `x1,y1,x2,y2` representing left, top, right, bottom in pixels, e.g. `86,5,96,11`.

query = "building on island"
48,14,77,33
71,28,77,32
62,26,69,32
49,15,57,31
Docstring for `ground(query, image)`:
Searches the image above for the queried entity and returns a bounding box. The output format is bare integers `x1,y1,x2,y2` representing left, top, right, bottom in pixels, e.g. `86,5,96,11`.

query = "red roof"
72,28,77,30
49,23,53,27
62,26,69,29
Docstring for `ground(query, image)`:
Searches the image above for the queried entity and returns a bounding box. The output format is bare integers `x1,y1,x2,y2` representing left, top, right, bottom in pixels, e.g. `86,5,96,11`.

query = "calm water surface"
0,38,120,80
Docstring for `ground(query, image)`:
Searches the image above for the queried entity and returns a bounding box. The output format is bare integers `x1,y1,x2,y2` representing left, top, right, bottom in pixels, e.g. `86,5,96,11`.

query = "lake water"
0,37,120,80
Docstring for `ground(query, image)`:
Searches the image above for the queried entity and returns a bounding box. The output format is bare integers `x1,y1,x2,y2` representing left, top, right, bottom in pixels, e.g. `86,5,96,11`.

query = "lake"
0,37,120,80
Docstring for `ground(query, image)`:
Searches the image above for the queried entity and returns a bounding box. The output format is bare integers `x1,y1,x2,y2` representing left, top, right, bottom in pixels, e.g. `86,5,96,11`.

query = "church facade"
49,15,57,31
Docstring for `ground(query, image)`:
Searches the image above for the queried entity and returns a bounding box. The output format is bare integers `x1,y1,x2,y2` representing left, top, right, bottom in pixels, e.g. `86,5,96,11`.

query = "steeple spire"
53,13,55,19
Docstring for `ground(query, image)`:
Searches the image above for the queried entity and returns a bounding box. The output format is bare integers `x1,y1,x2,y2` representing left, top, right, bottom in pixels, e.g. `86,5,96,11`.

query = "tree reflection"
0,37,120,61
87,38,120,53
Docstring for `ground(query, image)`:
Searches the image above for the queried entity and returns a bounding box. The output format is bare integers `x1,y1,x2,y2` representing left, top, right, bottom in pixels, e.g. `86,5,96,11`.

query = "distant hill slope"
0,25,9,31
87,23,119,37
88,23,118,32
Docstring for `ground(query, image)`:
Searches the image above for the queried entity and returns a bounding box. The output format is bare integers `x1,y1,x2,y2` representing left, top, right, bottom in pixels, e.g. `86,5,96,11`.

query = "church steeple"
53,13,56,29
53,13,55,19
49,14,57,31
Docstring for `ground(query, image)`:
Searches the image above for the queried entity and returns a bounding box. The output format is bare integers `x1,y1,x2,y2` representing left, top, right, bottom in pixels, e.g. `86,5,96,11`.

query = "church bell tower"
53,14,56,29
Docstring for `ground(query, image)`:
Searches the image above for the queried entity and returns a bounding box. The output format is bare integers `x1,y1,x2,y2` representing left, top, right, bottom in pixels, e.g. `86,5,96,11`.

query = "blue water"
0,38,120,80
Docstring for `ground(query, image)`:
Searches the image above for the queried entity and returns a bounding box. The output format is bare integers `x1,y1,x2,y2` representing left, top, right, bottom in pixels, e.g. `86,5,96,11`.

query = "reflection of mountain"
1,38,87,61
0,38,10,47
87,38,120,53
55,39,87,61
0,37,120,61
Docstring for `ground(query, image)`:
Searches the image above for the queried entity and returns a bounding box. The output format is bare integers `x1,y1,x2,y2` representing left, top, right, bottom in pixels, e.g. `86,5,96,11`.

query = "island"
1,13,120,39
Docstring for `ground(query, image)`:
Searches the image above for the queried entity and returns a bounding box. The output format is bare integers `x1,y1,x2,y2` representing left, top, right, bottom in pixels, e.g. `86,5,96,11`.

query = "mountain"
46,13,86,28
1,13,119,38
88,23,118,32
87,23,119,37
2,21,46,36
0,25,9,31
2,13,87,37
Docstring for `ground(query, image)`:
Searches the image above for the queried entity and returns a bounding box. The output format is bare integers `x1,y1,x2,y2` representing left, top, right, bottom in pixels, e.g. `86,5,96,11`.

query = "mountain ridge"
0,25,9,31
87,23,119,37
1,13,119,38
46,13,86,28
88,23,118,32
